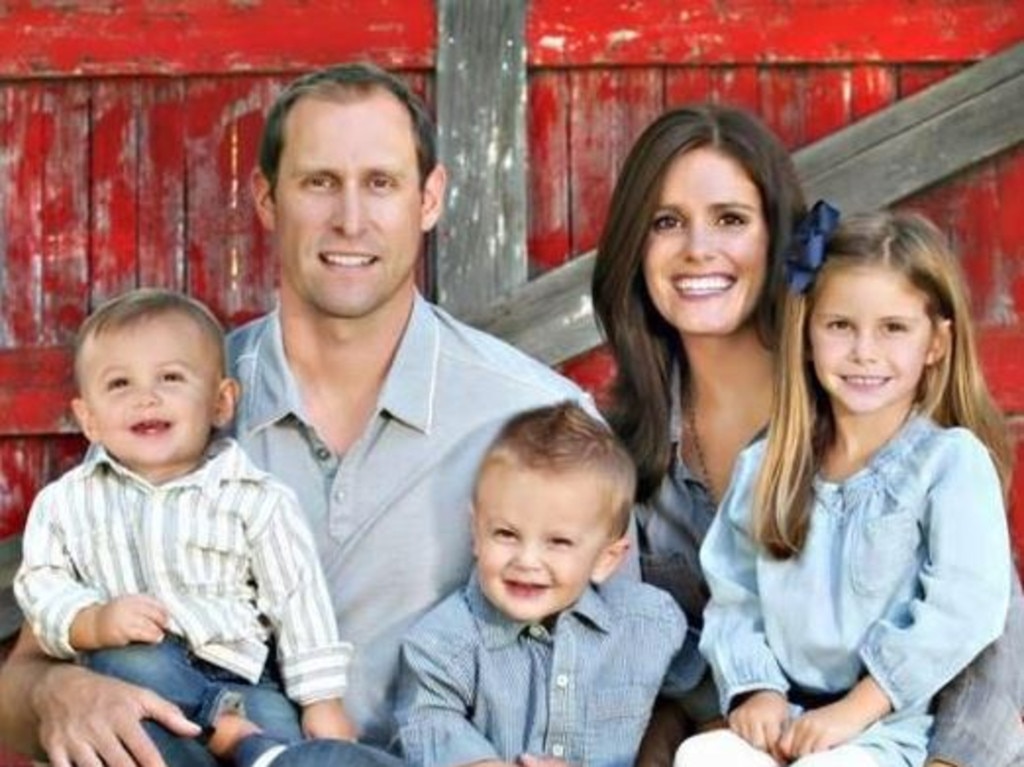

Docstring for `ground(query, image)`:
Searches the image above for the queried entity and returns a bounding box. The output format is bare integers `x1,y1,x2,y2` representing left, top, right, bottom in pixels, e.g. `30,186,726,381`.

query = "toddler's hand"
301,697,356,741
70,595,168,650
728,690,789,760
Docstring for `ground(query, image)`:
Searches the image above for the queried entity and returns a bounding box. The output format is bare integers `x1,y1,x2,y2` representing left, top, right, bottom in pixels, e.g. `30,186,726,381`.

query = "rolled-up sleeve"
396,629,499,767
13,483,105,658
699,446,789,714
860,431,1011,712
249,485,353,704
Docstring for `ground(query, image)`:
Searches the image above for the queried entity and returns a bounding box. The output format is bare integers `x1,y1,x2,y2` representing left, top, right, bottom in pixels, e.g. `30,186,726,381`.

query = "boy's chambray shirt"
700,415,1011,767
227,294,597,747
13,439,351,704
396,571,687,767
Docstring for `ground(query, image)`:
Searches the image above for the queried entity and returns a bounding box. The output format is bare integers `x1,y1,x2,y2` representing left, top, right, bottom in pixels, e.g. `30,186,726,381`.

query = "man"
0,62,591,766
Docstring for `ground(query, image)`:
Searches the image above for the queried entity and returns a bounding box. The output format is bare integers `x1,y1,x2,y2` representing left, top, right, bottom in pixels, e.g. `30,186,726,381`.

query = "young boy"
13,288,353,761
394,402,689,767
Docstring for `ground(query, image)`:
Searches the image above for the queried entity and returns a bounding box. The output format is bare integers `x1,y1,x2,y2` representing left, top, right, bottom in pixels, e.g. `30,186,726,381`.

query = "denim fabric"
700,416,1011,767
395,572,687,767
85,636,301,767
235,733,403,767
227,295,594,747
635,377,727,722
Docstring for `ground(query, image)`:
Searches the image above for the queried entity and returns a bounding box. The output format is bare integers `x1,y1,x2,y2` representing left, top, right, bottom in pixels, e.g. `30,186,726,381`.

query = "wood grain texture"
435,0,529,316
478,45,1024,366
0,1,436,76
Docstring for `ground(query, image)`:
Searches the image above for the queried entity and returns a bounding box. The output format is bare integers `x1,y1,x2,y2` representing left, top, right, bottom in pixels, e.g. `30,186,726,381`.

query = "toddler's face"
472,462,628,626
72,313,236,485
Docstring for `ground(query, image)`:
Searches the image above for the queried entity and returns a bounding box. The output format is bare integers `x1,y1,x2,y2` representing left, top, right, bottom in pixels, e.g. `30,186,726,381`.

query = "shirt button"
551,745,565,758
315,447,331,461
335,489,345,501
555,673,569,688
528,625,544,638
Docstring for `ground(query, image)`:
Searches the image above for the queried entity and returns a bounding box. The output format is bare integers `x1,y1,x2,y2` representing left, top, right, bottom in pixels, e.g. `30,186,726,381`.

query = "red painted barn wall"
0,1,1021,581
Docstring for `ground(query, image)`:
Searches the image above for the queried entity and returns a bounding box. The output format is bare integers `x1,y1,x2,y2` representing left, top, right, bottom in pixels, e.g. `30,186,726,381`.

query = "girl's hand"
728,690,789,759
301,697,357,741
779,678,891,758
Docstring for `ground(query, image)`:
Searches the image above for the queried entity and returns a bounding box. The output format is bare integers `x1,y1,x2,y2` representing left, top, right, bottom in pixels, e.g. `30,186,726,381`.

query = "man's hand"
778,678,891,759
70,595,169,650
301,697,357,741
34,653,199,767
518,754,573,767
728,690,789,761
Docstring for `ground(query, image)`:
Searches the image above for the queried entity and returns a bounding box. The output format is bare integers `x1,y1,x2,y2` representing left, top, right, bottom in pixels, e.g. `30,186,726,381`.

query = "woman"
590,103,1024,767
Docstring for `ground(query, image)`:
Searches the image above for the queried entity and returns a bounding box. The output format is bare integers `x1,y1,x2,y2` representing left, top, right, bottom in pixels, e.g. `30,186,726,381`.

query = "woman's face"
641,146,770,341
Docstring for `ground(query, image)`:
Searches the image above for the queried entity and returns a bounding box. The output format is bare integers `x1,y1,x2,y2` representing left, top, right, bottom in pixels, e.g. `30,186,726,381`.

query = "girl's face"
809,264,949,431
641,146,769,342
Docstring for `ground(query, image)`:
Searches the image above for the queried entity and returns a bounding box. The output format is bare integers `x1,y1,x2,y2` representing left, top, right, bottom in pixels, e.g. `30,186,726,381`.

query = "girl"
674,208,1014,767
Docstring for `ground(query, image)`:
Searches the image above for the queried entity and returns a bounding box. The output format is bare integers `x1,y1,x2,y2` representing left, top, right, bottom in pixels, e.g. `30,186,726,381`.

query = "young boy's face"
72,312,238,485
472,460,629,625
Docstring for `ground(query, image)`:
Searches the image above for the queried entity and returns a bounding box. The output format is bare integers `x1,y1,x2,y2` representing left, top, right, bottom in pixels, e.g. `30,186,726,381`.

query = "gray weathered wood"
803,42,1024,212
434,0,529,317
471,42,1024,365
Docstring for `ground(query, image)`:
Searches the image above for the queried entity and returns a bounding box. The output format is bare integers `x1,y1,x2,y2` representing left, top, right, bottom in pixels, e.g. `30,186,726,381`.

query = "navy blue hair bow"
785,200,840,293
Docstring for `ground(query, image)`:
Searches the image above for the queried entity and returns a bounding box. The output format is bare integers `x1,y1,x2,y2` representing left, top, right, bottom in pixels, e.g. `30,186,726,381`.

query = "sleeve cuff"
280,642,354,704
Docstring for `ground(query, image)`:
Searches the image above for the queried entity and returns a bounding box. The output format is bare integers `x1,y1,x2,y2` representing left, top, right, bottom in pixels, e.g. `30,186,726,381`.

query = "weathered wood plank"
434,0,529,316
569,68,664,256
0,1,435,77
527,71,571,273
0,348,75,436
799,46,1024,199
1,2,1016,79
185,76,280,327
138,80,189,292
474,43,1024,365
528,0,1024,66
91,80,143,301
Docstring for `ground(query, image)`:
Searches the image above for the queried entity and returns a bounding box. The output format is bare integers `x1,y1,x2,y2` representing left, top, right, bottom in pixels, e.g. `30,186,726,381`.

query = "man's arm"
0,624,198,767
927,572,1024,767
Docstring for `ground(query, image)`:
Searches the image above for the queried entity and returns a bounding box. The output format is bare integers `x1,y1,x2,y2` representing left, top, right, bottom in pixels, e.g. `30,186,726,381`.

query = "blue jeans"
236,734,404,767
85,636,302,767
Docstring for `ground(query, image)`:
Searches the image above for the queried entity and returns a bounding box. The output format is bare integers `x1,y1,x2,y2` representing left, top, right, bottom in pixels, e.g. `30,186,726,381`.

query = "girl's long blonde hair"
754,210,1012,558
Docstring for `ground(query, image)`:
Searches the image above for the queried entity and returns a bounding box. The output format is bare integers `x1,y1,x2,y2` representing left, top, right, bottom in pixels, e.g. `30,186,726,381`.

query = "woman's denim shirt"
699,416,1011,767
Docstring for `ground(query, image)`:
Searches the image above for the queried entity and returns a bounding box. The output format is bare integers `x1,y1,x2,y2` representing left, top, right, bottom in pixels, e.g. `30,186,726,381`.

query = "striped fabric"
14,438,351,705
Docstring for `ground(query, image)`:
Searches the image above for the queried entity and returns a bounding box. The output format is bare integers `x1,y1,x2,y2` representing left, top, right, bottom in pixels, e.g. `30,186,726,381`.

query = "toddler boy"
14,288,353,762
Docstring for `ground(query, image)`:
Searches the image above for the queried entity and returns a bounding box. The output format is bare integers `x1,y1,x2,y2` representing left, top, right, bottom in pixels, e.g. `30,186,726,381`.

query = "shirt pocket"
849,507,920,597
173,503,250,595
585,684,653,761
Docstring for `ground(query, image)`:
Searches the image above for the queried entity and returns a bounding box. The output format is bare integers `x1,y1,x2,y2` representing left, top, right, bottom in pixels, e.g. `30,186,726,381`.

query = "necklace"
684,396,715,503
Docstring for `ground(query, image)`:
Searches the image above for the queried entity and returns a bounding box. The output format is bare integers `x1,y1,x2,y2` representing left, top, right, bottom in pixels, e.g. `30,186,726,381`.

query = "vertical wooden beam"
434,0,528,316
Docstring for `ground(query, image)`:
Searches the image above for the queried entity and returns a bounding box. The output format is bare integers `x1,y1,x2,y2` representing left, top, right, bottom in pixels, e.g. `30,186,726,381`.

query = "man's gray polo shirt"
227,294,592,748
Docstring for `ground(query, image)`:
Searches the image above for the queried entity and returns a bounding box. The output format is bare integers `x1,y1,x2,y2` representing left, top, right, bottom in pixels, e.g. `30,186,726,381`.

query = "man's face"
254,89,445,330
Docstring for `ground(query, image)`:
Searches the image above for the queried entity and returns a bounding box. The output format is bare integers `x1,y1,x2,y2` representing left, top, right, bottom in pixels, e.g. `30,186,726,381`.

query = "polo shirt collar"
241,295,438,437
81,438,262,497
376,294,438,434
241,308,306,434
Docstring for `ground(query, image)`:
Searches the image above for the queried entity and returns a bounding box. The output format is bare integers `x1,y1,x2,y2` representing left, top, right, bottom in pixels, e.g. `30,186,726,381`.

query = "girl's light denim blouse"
699,416,1011,766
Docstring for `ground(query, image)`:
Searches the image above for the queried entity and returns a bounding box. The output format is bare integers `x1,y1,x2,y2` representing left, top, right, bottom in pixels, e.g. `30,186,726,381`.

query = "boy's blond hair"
475,402,636,536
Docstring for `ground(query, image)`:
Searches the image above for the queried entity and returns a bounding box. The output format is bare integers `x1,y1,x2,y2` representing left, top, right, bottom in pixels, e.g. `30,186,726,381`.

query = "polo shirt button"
552,745,565,758
315,447,331,461
555,673,569,688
